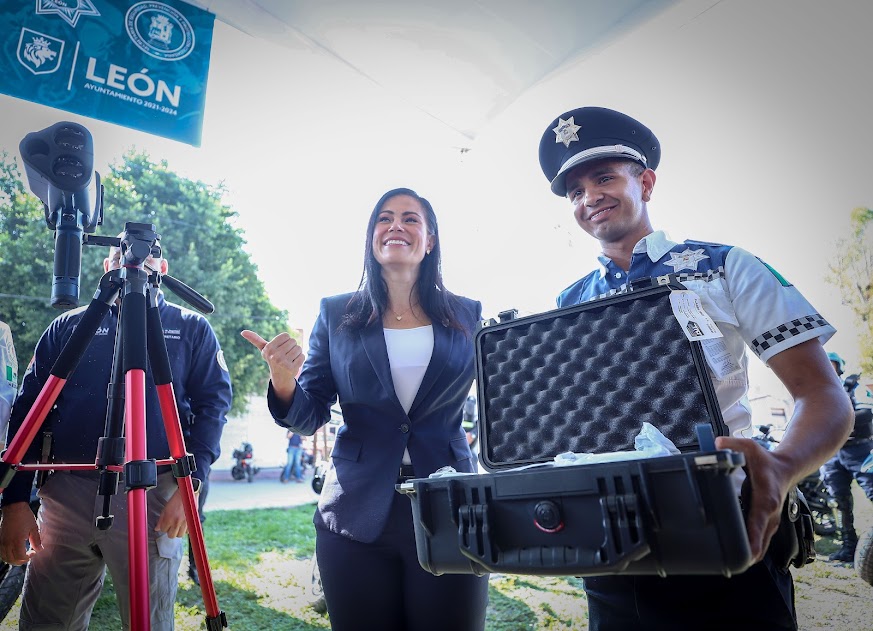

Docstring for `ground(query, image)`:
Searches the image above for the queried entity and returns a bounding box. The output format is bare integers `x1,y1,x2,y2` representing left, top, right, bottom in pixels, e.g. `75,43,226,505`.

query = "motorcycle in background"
311,430,337,495
798,470,839,537
751,424,838,536
230,441,260,482
311,457,329,494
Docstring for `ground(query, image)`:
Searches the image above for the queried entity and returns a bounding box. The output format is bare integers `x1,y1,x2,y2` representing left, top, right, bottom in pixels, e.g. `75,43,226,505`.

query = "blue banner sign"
1,1,215,146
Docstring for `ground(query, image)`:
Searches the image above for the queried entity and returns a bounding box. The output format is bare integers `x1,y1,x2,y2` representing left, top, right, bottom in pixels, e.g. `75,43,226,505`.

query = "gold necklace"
389,303,416,321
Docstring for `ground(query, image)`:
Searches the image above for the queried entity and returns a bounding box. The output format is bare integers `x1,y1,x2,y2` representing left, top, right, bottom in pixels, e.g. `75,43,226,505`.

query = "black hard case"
403,447,749,576
400,282,753,577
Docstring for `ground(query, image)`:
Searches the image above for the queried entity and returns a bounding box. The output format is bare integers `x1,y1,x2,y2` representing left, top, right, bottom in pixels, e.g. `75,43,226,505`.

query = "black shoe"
829,542,857,563
188,564,200,585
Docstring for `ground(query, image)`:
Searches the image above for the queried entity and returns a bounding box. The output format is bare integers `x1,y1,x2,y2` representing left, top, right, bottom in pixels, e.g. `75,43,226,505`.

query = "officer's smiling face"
565,159,655,246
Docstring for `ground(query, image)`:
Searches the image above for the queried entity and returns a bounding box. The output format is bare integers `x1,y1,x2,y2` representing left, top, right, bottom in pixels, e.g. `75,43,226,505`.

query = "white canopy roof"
186,1,677,144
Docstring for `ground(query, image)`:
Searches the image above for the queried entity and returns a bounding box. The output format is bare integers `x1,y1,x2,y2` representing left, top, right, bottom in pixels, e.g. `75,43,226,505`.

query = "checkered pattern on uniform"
673,266,726,284
585,267,726,303
589,284,628,302
750,314,830,357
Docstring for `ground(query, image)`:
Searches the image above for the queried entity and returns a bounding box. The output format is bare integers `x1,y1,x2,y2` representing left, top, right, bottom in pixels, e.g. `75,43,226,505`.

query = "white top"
384,325,434,464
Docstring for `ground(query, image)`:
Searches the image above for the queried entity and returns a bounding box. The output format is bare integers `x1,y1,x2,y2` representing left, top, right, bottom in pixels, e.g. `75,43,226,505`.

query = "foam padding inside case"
478,289,721,468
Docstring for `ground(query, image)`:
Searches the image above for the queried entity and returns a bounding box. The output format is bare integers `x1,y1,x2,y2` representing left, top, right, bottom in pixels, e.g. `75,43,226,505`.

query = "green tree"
828,207,873,377
0,151,289,415
0,152,57,367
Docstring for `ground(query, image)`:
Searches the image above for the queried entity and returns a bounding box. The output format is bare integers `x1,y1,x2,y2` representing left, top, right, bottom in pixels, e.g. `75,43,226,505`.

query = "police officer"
820,351,873,563
0,239,232,630
538,106,853,630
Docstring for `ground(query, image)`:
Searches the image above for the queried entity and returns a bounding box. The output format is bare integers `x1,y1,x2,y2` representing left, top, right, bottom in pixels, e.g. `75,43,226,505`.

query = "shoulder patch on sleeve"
756,258,793,287
216,350,228,372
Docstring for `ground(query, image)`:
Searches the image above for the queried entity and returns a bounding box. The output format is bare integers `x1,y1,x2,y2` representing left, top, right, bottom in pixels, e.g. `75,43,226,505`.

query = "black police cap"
539,106,660,196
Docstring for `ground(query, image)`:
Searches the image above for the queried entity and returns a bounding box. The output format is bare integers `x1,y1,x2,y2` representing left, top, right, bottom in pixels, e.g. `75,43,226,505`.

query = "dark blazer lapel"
408,321,454,417
359,323,404,410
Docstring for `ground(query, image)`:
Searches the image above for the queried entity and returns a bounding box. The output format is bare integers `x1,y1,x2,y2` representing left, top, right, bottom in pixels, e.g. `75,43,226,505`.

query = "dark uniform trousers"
585,551,796,631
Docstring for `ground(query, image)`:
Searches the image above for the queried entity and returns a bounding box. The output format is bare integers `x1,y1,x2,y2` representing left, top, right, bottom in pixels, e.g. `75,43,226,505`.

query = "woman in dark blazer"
243,187,489,630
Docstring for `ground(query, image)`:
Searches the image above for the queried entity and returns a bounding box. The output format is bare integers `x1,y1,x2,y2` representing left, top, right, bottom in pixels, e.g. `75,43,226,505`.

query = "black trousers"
315,492,489,631
585,552,796,631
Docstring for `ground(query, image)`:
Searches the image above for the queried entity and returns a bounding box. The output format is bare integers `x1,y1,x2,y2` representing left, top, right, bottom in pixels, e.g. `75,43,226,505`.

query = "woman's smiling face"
372,194,434,270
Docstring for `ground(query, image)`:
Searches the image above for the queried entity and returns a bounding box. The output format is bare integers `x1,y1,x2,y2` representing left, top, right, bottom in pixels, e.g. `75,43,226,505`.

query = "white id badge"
669,290,723,341
669,290,741,379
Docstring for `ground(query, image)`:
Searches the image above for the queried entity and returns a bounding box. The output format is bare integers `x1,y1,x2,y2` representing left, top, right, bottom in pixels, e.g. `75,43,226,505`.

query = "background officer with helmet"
821,351,873,563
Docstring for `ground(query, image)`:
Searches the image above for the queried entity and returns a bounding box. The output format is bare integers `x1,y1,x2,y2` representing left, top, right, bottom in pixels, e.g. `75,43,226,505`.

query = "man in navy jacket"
0,243,231,630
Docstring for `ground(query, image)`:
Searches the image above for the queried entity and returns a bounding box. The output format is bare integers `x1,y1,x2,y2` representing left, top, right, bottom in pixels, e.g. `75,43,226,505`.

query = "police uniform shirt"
557,230,836,438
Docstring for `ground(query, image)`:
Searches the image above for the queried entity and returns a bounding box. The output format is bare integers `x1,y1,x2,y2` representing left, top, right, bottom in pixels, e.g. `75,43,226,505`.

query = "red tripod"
0,224,227,630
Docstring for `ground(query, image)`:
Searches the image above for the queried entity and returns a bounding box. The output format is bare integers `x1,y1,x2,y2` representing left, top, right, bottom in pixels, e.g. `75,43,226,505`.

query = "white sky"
1,0,871,401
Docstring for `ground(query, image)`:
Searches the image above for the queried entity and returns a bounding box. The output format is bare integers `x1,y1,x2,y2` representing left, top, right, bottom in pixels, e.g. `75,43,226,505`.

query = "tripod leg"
125,374,153,631
0,273,123,489
146,287,227,630
96,298,128,531
120,270,157,631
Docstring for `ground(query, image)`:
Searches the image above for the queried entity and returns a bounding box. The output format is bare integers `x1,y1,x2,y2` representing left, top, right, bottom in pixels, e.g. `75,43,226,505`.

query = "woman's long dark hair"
340,187,466,333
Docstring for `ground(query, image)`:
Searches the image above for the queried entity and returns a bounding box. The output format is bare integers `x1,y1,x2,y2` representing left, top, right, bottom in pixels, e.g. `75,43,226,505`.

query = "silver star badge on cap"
553,117,581,147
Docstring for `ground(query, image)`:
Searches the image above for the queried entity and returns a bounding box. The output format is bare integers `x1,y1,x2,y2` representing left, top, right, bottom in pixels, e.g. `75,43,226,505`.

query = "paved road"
204,466,320,512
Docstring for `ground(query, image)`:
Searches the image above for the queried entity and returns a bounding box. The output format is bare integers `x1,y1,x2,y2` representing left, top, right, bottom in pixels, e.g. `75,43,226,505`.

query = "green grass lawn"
1,485,871,630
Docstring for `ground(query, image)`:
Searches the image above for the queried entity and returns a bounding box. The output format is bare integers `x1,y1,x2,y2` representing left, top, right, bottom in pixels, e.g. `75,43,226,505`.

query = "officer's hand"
0,501,42,565
241,330,305,405
155,489,188,539
715,435,791,563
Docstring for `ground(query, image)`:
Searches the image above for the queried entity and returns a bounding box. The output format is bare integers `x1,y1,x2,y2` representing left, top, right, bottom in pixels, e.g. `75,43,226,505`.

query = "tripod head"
94,222,215,315
116,223,162,269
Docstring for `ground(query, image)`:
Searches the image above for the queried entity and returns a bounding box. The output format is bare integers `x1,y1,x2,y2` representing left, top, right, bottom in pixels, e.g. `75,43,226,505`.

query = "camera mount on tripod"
19,121,104,309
